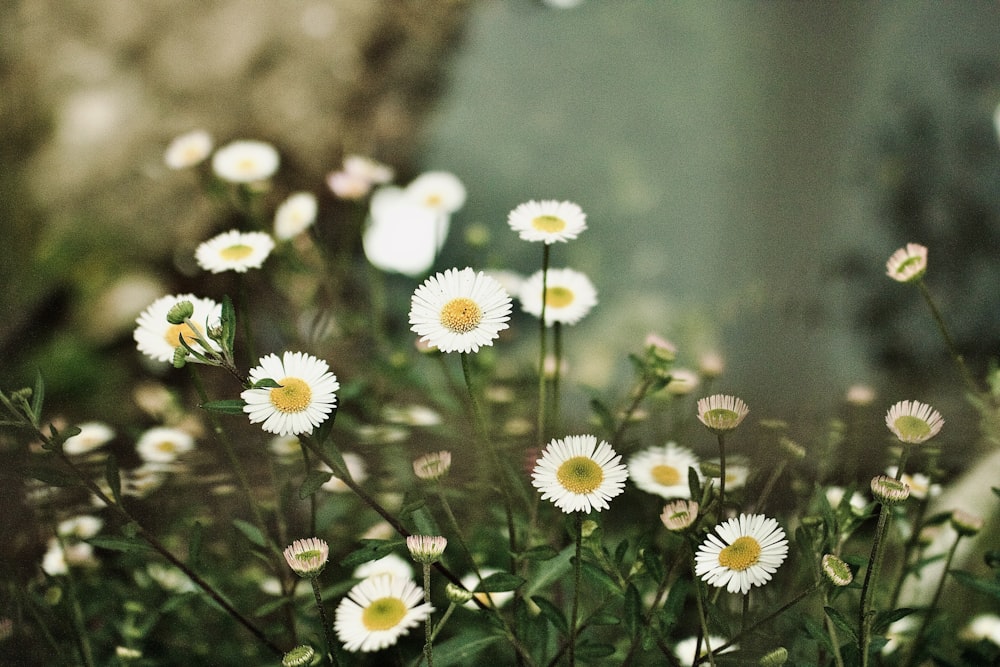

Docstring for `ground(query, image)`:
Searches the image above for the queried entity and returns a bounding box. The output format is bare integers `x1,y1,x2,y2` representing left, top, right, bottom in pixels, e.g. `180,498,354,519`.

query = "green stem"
823,590,846,667
693,580,716,667
610,375,655,452
299,440,318,537
537,244,551,445
858,503,893,667
59,542,96,667
422,563,434,667
903,534,962,667
435,485,483,582
916,279,980,394
716,433,728,512
310,577,340,666
569,512,583,667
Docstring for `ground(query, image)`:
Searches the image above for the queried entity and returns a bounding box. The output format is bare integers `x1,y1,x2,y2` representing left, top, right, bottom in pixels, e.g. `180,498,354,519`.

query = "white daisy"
320,452,368,493
885,243,928,283
964,613,1000,645
627,442,700,499
409,267,512,353
283,537,329,578
507,199,587,244
695,513,789,594
63,421,115,455
343,154,394,185
363,186,444,277
334,574,434,653
885,400,943,444
241,352,339,436
211,140,280,183
273,192,318,240
885,466,940,500
531,434,628,513
405,171,466,214
663,368,700,395
519,268,598,327
696,394,750,434
57,515,103,540
133,293,222,363
712,462,749,491
353,552,413,582
195,229,275,274
164,129,213,170
825,486,868,515
328,169,375,200
673,635,737,664
135,426,195,463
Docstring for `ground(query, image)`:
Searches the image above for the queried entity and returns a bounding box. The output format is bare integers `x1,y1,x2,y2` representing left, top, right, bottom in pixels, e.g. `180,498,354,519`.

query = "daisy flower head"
195,229,275,273
334,574,434,653
135,426,195,463
273,192,318,240
283,537,329,578
695,513,789,594
507,199,587,244
627,442,700,499
164,129,212,169
281,645,316,667
696,394,750,434
405,171,466,214
241,352,339,436
211,139,280,183
519,267,598,327
409,267,512,353
531,434,628,513
885,400,943,444
673,635,737,664
871,475,909,505
821,554,854,587
885,243,928,283
63,421,115,455
134,294,222,363
413,450,452,481
406,535,447,564
660,499,699,531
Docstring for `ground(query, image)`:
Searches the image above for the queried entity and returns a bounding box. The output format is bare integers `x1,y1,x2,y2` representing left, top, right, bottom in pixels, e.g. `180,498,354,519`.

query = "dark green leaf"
950,569,1000,599
520,545,558,561
688,465,702,504
641,547,665,583
824,605,858,644
580,559,622,594
189,521,204,568
221,294,237,352
574,641,616,659
614,538,629,567
21,463,79,487
588,612,621,626
992,487,1000,501
475,571,525,593
31,370,44,423
531,596,568,635
428,632,505,667
340,539,405,568
254,597,291,617
874,607,916,634
252,378,281,389
803,614,835,653
659,577,689,630
46,425,81,452
624,583,642,637
232,519,267,548
200,399,247,415
87,536,152,554
589,398,616,436
105,452,122,505
298,470,334,499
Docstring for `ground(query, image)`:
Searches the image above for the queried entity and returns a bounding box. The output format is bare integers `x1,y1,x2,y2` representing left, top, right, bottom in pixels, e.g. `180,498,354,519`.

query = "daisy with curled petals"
409,267,512,353
195,229,275,273
696,394,749,434
695,513,789,595
627,442,701,499
241,352,339,436
531,434,628,513
507,199,587,244
134,293,222,363
211,139,280,183
885,400,943,445
334,574,434,653
519,267,598,327
885,243,928,283
283,537,329,578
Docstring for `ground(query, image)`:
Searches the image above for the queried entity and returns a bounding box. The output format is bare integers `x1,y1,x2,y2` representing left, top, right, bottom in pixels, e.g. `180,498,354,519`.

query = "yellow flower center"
362,597,407,631
893,415,931,441
269,377,312,414
164,322,203,349
237,157,258,174
156,440,177,454
440,297,483,333
718,536,761,571
220,244,254,261
556,456,604,494
545,286,575,309
531,215,566,233
425,193,443,207
651,464,681,486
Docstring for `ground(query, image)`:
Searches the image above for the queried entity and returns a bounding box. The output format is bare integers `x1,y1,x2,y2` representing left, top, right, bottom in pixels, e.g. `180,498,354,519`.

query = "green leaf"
189,521,204,568
340,539,405,568
200,399,247,415
531,596,568,635
105,452,122,505
589,398,617,436
429,631,505,667
950,569,1000,600
658,576,689,630
232,519,267,548
21,463,79,487
525,545,573,596
624,583,642,637
803,614,835,653
580,559,623,594
688,465,702,504
520,545,558,561
252,378,282,389
874,607,916,634
475,571,525,593
641,547,665,583
574,641,616,659
46,425,81,452
87,536,152,554
298,470,334,499
221,294,237,352
254,597,291,617
31,370,44,424
824,605,858,644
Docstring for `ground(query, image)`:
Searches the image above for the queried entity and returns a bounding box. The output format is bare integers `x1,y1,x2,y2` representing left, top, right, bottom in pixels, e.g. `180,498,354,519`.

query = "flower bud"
166,300,194,325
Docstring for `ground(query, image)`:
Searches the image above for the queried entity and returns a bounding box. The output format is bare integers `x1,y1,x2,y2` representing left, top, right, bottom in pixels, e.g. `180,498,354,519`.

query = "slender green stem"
552,322,563,429
823,589,846,667
916,279,980,394
569,512,583,667
310,577,339,666
537,244,551,445
889,495,929,610
693,580,716,667
421,563,434,667
716,433,728,512
858,502,893,667
59,542,95,667
237,275,257,365
299,440,318,537
903,534,962,667
435,484,483,582
610,375,655,451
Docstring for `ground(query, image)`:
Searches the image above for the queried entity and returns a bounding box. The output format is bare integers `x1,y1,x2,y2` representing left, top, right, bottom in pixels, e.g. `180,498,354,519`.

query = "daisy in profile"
695,513,788,594
333,574,433,653
531,434,628,513
273,192,318,240
241,352,339,436
212,140,280,183
885,400,943,444
507,199,587,244
519,267,598,327
885,243,928,283
134,293,222,363
409,267,512,353
164,129,212,170
627,442,700,499
135,426,195,463
405,171,466,215
195,229,275,273
696,394,750,434
63,421,115,455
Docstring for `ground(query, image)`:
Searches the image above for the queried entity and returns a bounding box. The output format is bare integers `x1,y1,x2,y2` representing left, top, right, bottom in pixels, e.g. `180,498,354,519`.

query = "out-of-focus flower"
413,451,452,481
353,553,413,582
135,427,195,464
164,130,212,169
519,268,598,327
212,140,279,183
273,192,318,240
405,171,466,215
63,422,115,455
845,384,876,406
460,568,514,609
195,229,274,273
320,452,367,493
664,368,700,395
627,443,700,499
885,243,928,283
362,186,445,276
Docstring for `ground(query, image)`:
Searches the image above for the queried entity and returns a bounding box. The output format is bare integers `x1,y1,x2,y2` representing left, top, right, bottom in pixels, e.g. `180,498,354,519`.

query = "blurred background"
3,0,1000,452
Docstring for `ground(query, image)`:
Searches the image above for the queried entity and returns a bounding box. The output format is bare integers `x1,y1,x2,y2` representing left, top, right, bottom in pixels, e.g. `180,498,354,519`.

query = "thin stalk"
569,512,583,667
59,547,96,667
823,589,846,667
693,580,717,667
716,433,728,512
310,577,340,667
237,274,257,364
916,279,980,394
537,244,551,444
421,563,435,667
609,375,655,452
434,484,483,582
858,503,893,667
552,322,563,430
903,533,963,667
298,440,318,536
